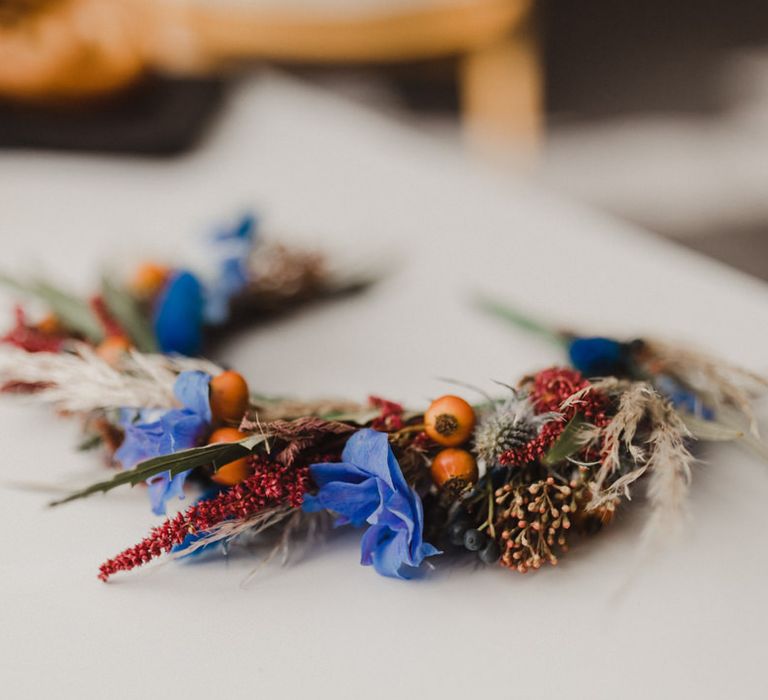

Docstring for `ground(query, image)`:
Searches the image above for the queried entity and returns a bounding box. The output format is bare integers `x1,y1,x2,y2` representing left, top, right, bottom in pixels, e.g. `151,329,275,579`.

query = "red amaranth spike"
90,295,125,339
98,459,309,582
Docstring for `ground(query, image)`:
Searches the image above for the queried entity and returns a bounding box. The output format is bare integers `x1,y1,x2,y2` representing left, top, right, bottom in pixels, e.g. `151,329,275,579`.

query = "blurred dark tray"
0,74,226,156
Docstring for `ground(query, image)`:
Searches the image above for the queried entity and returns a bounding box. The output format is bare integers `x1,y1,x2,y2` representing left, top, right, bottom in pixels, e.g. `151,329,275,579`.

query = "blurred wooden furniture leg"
460,14,541,159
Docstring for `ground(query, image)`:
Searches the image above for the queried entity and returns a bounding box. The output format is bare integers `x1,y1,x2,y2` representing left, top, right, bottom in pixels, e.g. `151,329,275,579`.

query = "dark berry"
581,516,603,535
449,520,470,546
478,539,500,565
463,528,487,552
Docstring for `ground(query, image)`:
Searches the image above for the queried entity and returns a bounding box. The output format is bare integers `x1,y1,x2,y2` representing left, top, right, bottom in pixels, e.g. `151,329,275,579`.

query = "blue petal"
213,213,258,244
158,410,207,454
368,527,411,579
173,371,212,422
341,429,396,490
114,393,210,514
147,470,190,516
309,461,371,486
153,271,205,356
655,374,715,420
172,529,222,558
115,419,164,469
204,214,258,325
302,479,380,527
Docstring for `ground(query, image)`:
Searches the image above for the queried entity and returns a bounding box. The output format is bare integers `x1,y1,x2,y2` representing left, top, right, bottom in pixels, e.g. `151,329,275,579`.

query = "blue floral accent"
115,371,212,515
655,375,715,420
568,336,625,377
204,214,258,325
303,429,440,579
153,271,205,356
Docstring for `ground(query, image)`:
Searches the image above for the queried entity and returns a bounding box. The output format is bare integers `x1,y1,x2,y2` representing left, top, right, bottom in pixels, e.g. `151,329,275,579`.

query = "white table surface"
2,73,768,700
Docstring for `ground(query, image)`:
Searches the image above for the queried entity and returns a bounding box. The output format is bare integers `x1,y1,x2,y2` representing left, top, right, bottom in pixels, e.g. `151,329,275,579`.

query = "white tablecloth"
1,73,767,699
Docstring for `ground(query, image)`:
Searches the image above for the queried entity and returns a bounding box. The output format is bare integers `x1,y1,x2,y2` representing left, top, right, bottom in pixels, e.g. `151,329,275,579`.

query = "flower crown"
2,217,766,583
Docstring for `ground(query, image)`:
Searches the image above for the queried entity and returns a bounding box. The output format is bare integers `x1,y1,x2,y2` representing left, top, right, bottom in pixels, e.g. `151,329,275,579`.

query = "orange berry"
131,262,169,299
209,370,249,424
424,395,476,446
430,448,478,487
96,336,132,365
36,313,62,336
207,427,251,486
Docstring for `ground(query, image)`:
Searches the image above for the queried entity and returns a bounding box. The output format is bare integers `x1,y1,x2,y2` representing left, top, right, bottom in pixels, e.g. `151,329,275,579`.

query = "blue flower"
115,371,212,515
153,271,205,356
568,336,625,377
303,429,440,579
203,214,258,325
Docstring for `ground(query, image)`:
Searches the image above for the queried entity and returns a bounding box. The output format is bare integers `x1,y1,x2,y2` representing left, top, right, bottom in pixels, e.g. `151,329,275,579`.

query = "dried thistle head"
474,391,557,467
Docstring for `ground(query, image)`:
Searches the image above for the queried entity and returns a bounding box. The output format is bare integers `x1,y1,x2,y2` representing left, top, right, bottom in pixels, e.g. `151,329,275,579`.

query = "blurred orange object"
0,0,539,147
131,261,170,299
96,335,133,365
35,312,63,336
209,370,250,425
207,427,251,486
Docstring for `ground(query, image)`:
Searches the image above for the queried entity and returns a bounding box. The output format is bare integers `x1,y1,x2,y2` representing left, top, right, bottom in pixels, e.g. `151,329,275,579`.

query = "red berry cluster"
369,395,404,431
98,459,310,581
530,367,610,425
499,367,611,467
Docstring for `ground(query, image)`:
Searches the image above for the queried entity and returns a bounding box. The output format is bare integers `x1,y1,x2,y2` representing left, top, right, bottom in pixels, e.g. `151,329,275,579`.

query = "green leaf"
100,276,158,352
0,272,104,342
50,434,269,507
0,271,27,295
542,416,587,467
474,295,567,347
32,282,106,342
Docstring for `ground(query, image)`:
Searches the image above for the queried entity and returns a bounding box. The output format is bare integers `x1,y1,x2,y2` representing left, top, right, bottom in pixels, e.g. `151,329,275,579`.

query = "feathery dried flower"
641,339,768,436
0,345,220,413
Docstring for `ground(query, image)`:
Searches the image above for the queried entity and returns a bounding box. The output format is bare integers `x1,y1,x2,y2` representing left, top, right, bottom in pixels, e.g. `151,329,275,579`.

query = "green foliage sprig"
50,434,269,507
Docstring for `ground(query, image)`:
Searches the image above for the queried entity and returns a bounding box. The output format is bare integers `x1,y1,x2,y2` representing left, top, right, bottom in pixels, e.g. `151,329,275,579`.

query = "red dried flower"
499,368,611,467
369,395,404,431
529,367,610,424
1,306,65,353
530,367,589,413
98,459,309,581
